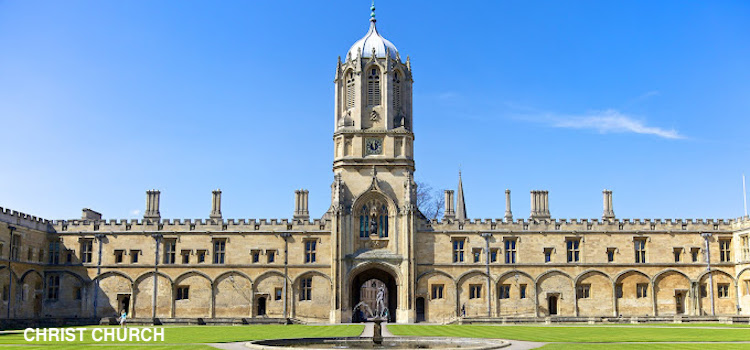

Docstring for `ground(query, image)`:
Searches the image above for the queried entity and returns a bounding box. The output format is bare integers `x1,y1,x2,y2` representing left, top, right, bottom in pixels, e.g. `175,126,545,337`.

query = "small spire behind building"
456,171,467,221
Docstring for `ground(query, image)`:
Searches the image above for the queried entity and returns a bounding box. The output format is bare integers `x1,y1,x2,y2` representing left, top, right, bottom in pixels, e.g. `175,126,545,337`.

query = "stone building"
1,7,750,325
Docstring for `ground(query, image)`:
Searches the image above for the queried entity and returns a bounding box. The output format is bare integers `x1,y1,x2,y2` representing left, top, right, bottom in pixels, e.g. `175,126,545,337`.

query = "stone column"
443,190,455,219
303,190,310,217
210,189,222,220
602,190,615,220
504,189,513,222
144,190,161,220
294,189,310,220
530,190,550,219
295,190,301,216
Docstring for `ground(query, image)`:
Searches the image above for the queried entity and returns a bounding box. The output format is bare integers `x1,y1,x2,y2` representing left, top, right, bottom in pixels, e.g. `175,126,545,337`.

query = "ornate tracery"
359,199,389,238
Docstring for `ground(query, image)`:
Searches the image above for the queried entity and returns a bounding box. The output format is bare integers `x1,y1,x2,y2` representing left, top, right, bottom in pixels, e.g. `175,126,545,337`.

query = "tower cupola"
333,2,414,172
347,4,399,60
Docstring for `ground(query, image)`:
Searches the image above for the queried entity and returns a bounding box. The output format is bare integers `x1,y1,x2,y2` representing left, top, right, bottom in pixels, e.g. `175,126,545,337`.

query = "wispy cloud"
623,90,661,108
130,209,141,216
637,90,660,100
520,109,684,139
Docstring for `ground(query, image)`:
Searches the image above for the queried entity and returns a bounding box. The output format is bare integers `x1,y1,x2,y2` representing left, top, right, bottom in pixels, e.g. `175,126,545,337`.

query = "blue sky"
1,1,748,221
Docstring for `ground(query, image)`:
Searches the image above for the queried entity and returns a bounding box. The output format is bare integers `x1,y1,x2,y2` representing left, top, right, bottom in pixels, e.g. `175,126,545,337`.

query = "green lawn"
0,325,363,345
0,346,216,350
572,323,750,328
387,324,750,343
539,344,750,350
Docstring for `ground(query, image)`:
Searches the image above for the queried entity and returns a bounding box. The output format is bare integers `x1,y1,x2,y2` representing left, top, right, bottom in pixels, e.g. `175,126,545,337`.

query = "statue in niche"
369,205,379,236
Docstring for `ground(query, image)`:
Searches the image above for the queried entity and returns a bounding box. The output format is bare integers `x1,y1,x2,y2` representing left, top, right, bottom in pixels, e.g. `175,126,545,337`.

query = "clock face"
365,138,383,155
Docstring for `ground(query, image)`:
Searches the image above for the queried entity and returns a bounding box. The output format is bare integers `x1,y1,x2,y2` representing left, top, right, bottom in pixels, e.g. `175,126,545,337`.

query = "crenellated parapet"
0,206,54,232
52,216,332,234
420,216,740,233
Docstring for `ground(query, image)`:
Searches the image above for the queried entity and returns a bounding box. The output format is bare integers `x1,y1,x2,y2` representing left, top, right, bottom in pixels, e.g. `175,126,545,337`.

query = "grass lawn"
0,346,216,350
0,325,363,346
387,324,750,343
539,344,750,350
576,323,750,328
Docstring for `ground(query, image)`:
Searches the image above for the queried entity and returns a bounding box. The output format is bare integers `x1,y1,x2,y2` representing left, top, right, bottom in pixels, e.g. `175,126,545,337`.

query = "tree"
416,181,444,220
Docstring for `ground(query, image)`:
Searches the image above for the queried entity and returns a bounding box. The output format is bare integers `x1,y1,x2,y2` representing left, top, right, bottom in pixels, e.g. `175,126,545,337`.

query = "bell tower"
332,5,414,171
328,3,419,324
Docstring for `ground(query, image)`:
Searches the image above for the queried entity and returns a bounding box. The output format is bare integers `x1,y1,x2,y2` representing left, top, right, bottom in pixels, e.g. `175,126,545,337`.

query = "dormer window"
367,67,381,106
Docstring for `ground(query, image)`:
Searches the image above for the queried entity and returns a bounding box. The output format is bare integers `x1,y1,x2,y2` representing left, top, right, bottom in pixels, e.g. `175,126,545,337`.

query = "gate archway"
350,267,397,322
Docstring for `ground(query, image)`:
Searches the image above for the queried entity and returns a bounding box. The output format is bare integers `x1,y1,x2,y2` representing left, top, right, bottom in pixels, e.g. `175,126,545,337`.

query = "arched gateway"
350,267,398,322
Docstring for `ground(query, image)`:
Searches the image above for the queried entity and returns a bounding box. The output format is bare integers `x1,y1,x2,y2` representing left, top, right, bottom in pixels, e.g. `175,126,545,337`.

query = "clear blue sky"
1,1,748,221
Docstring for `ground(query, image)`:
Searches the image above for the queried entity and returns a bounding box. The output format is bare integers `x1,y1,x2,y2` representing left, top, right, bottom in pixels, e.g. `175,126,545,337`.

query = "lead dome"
346,5,399,60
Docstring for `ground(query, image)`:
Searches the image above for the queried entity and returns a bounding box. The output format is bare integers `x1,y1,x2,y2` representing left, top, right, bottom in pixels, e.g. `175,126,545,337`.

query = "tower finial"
370,0,376,22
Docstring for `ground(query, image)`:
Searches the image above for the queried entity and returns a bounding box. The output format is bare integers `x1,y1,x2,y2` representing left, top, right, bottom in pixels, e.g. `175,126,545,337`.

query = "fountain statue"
352,286,388,345
247,286,509,348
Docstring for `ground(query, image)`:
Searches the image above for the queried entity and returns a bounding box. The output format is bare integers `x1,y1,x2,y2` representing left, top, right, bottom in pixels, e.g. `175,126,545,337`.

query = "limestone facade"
1,8,750,325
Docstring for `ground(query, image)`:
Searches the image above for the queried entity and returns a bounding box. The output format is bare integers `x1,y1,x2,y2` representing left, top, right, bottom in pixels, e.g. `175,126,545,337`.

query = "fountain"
353,285,389,344
247,277,507,349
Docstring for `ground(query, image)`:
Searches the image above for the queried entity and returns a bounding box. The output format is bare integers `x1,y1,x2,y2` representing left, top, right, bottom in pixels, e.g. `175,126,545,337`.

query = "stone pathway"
208,342,250,350
502,340,548,349
360,322,396,337
359,322,374,337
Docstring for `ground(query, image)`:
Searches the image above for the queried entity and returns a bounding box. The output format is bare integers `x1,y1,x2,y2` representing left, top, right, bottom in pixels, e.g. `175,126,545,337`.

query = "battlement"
52,216,331,233
0,206,54,232
421,216,739,233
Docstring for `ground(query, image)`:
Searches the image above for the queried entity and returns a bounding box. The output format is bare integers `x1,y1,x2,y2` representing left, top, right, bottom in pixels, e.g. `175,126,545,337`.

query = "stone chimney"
81,208,102,221
294,189,310,220
210,189,222,220
530,190,550,219
602,189,615,220
443,190,455,220
144,190,161,220
504,189,513,222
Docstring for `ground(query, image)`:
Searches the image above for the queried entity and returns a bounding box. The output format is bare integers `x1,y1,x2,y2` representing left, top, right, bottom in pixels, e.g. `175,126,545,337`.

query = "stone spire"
456,171,467,221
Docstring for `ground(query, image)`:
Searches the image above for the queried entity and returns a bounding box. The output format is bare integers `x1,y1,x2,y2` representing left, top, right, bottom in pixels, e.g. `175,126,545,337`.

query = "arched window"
359,205,369,238
367,67,381,106
359,200,389,239
378,204,388,238
392,71,401,111
346,71,355,110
